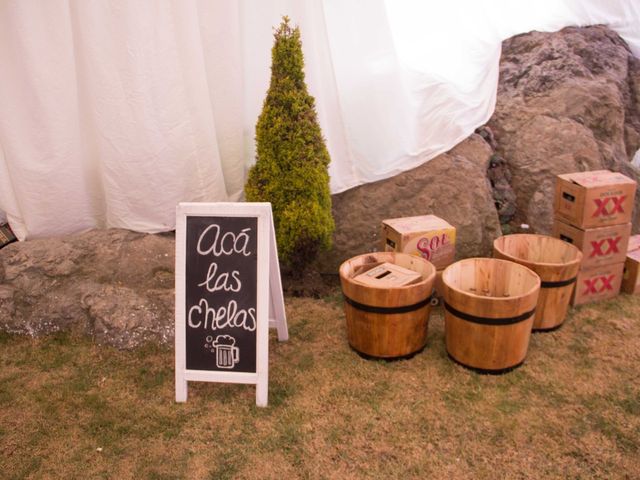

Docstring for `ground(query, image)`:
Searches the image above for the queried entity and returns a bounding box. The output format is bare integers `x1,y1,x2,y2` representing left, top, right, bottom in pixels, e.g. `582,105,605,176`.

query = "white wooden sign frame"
175,202,288,407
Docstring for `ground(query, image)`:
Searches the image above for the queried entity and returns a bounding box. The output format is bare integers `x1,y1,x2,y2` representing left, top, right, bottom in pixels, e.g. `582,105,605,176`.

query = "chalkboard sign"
185,215,258,372
175,203,287,407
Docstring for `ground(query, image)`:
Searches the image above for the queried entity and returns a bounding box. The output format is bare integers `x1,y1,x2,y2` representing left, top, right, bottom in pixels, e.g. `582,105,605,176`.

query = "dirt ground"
1,290,639,479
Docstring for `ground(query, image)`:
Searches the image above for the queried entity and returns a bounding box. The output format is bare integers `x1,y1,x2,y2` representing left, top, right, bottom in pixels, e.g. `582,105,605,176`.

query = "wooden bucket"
493,234,583,331
442,258,540,373
339,252,436,358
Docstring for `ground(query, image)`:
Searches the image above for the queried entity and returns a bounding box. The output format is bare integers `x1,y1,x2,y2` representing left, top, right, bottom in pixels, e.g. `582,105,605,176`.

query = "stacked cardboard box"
380,215,456,300
621,234,640,295
553,170,637,305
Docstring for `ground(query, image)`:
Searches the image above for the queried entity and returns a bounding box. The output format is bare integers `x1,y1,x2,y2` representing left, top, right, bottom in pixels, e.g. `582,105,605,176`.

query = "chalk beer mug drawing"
211,335,240,369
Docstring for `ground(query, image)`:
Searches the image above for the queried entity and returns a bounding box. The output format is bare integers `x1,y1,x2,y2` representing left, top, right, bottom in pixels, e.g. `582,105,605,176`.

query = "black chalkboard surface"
185,216,258,373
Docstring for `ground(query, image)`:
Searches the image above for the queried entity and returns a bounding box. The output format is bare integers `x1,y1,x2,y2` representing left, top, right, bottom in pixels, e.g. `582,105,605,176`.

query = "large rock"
324,134,501,272
489,25,640,234
0,229,174,348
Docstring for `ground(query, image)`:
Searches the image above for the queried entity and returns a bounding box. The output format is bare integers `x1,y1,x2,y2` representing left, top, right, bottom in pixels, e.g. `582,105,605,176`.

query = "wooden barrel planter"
442,258,540,373
339,252,436,359
493,234,583,331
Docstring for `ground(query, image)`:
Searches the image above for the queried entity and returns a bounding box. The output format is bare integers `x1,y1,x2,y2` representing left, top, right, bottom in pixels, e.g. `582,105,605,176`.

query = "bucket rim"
442,257,541,302
493,233,583,269
339,252,436,291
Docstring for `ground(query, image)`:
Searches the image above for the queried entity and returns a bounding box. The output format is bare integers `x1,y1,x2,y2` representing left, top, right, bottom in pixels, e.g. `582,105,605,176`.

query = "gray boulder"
0,229,174,348
489,25,640,234
324,134,502,272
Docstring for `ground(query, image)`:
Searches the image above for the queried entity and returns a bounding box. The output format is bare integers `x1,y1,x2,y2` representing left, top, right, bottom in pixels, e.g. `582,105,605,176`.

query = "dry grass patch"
1,291,639,479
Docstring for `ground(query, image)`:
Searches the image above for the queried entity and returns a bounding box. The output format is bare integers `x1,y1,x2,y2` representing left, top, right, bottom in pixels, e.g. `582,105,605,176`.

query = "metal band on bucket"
343,292,434,315
540,277,577,289
444,302,535,326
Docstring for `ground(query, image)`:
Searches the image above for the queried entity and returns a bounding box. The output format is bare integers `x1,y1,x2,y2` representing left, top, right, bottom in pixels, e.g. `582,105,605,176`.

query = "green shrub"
245,17,334,270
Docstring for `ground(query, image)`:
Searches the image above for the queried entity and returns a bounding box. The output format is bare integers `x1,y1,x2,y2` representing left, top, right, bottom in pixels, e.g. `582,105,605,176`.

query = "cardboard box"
381,215,456,270
572,262,624,306
628,234,640,252
621,249,640,294
621,237,640,295
554,170,636,229
353,262,422,288
552,219,631,268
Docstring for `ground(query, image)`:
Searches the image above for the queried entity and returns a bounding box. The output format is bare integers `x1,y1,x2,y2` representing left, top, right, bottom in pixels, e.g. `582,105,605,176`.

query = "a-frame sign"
175,202,288,407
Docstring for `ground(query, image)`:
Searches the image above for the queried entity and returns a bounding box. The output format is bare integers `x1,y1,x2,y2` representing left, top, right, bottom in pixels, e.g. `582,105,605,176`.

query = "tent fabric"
0,0,638,240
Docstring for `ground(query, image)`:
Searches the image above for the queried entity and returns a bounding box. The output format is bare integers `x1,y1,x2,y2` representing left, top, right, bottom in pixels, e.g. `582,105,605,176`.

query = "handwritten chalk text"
188,298,257,332
197,224,252,257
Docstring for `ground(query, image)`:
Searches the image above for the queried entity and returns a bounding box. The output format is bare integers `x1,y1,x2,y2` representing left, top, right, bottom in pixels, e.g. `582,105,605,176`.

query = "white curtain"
1,0,638,240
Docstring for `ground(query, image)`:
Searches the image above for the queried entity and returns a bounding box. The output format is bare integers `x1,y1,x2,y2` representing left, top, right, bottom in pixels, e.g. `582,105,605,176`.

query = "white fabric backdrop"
1,0,638,240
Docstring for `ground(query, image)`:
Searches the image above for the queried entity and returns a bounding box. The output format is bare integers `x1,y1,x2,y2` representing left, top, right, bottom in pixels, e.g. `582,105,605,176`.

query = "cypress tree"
245,17,334,270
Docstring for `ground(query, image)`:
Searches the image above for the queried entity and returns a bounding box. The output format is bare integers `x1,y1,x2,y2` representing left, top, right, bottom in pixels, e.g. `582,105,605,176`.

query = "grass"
1,292,640,479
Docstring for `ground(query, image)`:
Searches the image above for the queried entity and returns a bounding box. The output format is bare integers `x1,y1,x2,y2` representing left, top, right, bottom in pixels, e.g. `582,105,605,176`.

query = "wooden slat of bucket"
493,234,582,331
344,305,431,358
445,316,534,371
339,252,436,358
442,258,540,372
